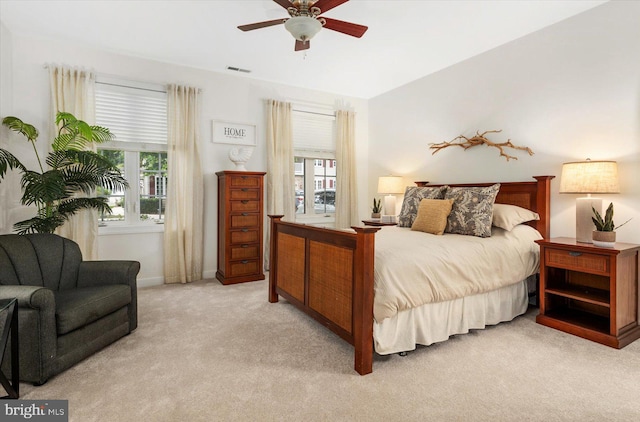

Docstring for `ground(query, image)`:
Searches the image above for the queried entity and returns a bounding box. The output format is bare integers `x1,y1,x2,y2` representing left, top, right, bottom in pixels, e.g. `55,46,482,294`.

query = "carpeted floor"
17,279,640,421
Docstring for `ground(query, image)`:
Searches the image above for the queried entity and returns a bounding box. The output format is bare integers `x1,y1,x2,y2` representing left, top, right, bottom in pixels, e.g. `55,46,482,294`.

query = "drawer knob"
241,229,249,232
241,200,249,204
241,260,249,264
241,244,249,248
241,188,248,192
241,212,248,216
569,251,582,257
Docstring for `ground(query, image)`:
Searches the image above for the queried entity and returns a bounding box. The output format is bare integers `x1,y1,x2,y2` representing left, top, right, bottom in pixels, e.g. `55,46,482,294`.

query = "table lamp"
377,176,404,217
559,159,619,243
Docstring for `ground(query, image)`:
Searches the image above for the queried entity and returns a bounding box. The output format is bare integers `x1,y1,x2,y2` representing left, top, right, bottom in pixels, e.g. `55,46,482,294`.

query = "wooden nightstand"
361,219,397,227
535,237,640,348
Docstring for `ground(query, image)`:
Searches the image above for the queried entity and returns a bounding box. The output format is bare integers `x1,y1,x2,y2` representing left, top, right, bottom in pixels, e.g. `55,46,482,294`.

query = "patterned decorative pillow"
444,184,500,237
397,186,447,227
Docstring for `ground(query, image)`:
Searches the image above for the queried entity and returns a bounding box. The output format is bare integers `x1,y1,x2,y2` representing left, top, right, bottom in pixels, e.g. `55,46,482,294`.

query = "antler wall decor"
429,129,534,161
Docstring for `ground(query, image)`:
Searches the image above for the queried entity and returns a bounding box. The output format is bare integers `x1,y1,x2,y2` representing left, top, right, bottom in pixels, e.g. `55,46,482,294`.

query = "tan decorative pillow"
492,203,540,231
411,199,454,235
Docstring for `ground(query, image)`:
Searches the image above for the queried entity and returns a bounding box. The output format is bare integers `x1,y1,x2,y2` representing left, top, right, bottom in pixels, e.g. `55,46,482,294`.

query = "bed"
268,176,554,375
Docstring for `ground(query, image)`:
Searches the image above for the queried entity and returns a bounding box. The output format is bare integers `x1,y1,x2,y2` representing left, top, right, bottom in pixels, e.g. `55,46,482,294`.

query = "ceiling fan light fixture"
284,16,322,42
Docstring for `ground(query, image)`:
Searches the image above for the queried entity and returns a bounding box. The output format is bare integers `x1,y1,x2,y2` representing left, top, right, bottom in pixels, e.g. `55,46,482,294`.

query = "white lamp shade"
559,160,619,194
284,16,322,42
559,160,619,243
377,176,404,194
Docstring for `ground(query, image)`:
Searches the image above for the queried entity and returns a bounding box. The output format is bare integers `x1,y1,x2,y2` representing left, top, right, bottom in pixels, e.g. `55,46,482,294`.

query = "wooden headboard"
415,176,555,239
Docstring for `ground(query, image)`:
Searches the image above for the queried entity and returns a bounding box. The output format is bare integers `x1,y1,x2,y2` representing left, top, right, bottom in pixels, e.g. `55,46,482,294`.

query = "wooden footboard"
268,216,380,375
269,176,554,375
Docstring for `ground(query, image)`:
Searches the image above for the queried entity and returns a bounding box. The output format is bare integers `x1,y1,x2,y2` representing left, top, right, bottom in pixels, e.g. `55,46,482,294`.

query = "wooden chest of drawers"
216,171,266,285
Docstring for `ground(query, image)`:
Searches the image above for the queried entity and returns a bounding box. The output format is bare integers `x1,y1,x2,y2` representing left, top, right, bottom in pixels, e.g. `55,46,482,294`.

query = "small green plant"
592,203,631,232
372,198,382,214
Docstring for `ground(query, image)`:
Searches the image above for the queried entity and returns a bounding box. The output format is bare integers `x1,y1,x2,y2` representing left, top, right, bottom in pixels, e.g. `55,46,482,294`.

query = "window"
292,105,336,222
94,78,168,227
295,158,336,215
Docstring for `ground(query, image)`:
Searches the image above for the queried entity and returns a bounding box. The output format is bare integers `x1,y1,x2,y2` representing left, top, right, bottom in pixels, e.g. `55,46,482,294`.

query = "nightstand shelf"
542,308,610,334
536,237,640,348
545,285,610,307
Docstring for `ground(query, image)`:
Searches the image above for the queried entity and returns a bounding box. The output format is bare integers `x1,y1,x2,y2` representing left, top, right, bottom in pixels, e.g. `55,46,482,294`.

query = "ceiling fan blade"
312,0,349,14
273,0,294,10
238,19,287,32
295,39,310,51
322,17,368,38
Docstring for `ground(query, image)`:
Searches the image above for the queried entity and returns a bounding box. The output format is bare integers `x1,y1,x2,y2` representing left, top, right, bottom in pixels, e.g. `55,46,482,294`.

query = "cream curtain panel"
265,99,295,270
164,84,204,284
48,65,99,259
335,110,358,229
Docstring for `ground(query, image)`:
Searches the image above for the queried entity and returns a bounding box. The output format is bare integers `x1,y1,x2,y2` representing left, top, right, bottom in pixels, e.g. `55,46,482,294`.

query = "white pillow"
492,204,540,231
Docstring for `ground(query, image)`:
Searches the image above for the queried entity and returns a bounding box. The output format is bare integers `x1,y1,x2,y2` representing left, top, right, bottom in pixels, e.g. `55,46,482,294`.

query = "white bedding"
373,224,542,323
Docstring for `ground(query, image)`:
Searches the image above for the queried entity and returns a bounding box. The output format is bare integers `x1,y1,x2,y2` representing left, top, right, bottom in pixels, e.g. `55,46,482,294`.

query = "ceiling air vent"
226,66,251,73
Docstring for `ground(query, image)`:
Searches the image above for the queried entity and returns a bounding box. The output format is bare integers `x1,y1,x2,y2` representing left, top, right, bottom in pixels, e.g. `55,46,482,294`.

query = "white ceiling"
0,0,606,99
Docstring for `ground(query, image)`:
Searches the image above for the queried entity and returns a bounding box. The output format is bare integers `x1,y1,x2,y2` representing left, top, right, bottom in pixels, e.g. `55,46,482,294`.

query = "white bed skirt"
373,277,532,355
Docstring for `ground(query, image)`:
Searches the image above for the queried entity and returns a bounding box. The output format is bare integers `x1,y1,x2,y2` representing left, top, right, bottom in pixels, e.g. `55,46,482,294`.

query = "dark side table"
0,298,19,399
361,219,397,227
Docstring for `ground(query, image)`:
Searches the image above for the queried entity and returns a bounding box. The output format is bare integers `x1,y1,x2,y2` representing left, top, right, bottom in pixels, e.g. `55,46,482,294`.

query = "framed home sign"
212,120,256,146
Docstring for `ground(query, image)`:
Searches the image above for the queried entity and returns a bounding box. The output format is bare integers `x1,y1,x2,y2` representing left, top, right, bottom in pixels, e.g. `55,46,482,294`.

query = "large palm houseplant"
0,112,128,234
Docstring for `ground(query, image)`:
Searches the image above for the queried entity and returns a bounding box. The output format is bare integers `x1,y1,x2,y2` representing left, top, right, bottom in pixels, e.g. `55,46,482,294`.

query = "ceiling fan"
238,0,368,51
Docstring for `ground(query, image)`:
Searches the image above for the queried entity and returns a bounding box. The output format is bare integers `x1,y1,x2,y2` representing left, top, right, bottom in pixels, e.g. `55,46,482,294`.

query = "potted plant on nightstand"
371,198,382,219
591,203,631,248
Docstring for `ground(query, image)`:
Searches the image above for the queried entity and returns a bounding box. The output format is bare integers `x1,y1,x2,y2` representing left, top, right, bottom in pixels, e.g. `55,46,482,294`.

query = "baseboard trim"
137,270,218,288
202,269,217,279
137,276,165,288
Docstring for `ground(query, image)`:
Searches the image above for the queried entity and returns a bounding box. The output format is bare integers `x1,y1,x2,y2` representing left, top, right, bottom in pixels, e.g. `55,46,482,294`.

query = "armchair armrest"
0,285,54,310
0,285,57,383
77,261,140,289
78,260,140,332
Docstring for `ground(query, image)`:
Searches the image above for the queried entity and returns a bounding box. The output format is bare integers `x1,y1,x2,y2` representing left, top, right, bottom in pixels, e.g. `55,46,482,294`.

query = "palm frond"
13,214,66,235
0,148,27,178
57,197,112,217
2,116,39,141
52,133,86,152
20,170,68,206
61,164,128,194
52,112,114,151
90,126,115,143
46,149,75,169
55,111,77,127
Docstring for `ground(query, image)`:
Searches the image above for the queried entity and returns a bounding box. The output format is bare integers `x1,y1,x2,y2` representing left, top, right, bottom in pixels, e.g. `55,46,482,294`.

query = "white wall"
0,22,11,118
0,32,369,286
368,1,640,243
0,22,13,230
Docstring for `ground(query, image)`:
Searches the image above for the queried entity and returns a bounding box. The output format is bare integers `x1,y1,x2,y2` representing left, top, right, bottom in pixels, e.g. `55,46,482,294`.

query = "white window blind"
95,78,167,151
292,105,336,159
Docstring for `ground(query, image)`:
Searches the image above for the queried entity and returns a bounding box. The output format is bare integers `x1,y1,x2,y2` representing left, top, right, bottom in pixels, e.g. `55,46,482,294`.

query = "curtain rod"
292,108,335,118
44,64,202,94
96,80,167,94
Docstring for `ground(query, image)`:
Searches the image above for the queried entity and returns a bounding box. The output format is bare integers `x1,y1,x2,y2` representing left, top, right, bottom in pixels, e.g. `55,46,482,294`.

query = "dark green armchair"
0,233,139,385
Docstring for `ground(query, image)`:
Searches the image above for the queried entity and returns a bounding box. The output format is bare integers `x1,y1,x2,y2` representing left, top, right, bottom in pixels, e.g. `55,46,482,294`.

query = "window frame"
291,104,337,226
95,77,168,234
